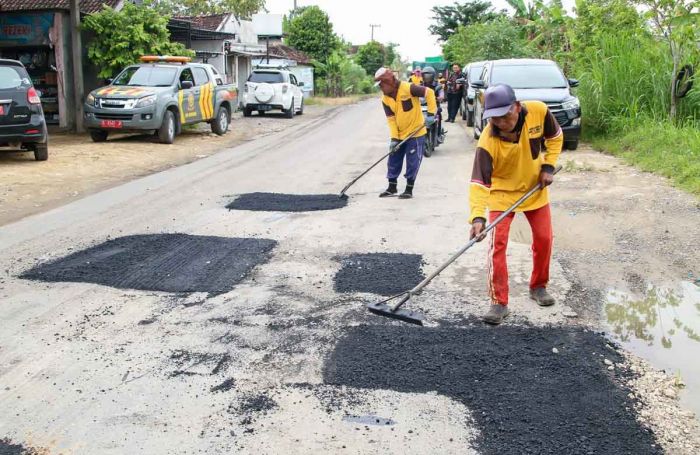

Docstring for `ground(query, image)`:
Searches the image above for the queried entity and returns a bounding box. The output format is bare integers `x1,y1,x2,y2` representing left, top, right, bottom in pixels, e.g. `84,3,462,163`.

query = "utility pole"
369,24,380,42
70,0,84,132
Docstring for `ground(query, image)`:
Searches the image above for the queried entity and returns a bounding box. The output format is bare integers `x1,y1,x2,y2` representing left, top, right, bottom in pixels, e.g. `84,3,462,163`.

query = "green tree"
429,1,503,41
355,41,386,75
148,0,266,19
83,3,193,79
286,6,340,64
442,17,532,63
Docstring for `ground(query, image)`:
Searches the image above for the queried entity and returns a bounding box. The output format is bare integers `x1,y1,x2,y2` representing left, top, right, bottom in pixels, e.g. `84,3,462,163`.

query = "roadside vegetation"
435,0,700,195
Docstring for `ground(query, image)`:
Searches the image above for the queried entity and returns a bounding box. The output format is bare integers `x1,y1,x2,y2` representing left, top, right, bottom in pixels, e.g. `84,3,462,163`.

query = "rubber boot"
399,179,414,199
379,179,398,197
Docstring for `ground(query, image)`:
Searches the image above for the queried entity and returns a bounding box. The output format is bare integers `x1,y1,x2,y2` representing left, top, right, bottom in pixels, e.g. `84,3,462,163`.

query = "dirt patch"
211,378,236,393
20,234,276,294
227,193,348,212
323,323,661,455
334,253,425,296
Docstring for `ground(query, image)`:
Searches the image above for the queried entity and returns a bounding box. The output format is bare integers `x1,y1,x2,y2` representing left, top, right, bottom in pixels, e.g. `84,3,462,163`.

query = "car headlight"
135,95,157,108
86,93,95,106
562,98,580,110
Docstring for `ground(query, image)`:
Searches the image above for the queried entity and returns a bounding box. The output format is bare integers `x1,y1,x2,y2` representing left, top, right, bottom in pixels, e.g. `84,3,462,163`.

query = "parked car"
241,66,304,118
471,59,581,150
461,60,486,126
0,58,48,161
84,56,238,144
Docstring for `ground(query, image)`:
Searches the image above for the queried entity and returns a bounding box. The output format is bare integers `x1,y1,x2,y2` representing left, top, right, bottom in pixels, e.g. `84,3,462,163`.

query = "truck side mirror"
106,78,113,84
298,81,304,87
181,80,194,90
455,78,466,84
568,78,579,87
471,80,486,89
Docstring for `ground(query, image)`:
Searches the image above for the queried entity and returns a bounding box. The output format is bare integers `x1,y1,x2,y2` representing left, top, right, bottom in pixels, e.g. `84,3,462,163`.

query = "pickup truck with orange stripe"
84,56,237,144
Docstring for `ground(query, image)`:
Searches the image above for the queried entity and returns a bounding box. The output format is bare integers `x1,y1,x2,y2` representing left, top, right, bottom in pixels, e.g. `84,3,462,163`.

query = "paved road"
0,100,671,454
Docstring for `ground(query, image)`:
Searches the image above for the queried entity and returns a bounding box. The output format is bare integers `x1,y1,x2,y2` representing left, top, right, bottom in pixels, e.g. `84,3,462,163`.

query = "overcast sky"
264,0,576,63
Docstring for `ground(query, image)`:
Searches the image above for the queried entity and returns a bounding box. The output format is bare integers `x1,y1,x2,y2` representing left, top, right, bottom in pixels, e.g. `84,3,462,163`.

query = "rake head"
367,296,425,326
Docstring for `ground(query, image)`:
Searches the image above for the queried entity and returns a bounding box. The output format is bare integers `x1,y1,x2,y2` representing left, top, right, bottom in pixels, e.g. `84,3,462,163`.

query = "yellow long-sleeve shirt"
381,81,437,140
409,74,423,85
468,100,563,223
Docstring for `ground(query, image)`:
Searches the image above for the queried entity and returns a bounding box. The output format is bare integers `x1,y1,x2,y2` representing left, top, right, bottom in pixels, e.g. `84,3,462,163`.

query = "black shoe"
530,287,555,306
398,191,413,199
379,180,398,198
398,180,414,199
483,304,510,325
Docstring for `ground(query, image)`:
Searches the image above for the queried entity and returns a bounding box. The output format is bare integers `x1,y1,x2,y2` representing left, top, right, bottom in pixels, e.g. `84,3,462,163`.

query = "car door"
177,68,200,124
289,74,301,109
193,66,214,121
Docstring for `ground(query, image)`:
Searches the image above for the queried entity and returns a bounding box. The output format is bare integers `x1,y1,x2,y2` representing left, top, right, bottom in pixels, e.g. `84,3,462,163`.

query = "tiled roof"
0,0,122,14
174,14,229,32
269,44,311,65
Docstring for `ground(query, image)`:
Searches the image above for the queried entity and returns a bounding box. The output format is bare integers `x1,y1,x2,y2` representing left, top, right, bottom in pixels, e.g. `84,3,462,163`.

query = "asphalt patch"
169,350,231,377
211,378,236,393
226,192,347,212
20,234,277,295
0,439,40,455
334,253,425,296
323,324,661,455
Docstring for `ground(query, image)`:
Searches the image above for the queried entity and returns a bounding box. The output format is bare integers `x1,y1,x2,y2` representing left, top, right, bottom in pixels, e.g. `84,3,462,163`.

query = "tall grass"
576,33,671,132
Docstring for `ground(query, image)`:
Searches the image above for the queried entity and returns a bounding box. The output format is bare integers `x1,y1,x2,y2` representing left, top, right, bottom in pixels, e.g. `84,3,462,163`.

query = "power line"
369,24,381,41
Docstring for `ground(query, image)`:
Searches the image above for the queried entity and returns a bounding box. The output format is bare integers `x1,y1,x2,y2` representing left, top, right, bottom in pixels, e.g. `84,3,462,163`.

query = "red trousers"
487,204,552,305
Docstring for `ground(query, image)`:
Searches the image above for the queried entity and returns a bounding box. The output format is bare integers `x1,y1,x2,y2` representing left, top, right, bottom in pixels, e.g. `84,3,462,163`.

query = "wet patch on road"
323,323,661,455
226,193,347,212
20,234,277,295
334,253,425,296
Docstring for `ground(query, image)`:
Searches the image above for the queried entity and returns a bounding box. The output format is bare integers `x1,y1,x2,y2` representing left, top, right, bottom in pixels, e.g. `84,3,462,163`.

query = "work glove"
389,138,401,153
424,114,436,127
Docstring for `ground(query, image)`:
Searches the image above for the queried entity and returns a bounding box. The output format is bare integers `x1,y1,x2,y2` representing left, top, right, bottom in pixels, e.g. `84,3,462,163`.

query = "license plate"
100,119,123,128
258,104,272,111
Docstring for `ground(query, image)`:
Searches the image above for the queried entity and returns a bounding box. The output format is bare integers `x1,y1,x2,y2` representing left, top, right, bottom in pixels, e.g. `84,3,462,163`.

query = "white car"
241,67,304,118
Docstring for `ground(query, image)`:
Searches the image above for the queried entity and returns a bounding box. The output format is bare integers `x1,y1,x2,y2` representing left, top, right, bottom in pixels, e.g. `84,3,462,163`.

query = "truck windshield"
113,66,178,87
491,64,568,89
248,72,285,83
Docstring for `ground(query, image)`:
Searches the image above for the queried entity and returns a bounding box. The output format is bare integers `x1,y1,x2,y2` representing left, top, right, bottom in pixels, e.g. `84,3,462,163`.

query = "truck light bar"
139,56,192,64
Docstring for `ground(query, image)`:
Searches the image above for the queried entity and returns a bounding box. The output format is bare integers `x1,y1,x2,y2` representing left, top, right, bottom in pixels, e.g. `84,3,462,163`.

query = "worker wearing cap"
374,67,437,199
468,84,563,325
409,68,423,85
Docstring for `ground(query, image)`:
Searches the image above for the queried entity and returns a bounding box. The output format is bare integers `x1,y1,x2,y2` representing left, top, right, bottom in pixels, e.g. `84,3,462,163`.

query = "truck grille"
552,110,569,126
97,98,130,109
94,113,133,120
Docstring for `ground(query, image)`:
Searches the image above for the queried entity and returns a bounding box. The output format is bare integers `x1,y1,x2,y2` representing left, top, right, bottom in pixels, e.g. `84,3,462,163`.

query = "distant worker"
374,67,437,199
409,68,423,85
445,63,463,122
468,84,563,325
420,66,445,144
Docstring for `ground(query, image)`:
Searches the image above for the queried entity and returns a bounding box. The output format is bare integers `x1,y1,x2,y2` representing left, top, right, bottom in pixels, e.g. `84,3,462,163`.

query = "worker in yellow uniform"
468,84,563,325
409,68,423,85
374,67,437,199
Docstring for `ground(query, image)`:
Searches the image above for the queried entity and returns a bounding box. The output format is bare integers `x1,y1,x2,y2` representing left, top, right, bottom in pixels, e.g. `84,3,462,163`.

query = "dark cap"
483,84,517,119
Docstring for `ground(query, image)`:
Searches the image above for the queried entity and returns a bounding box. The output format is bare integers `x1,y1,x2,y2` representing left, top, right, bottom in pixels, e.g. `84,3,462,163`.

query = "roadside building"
0,0,123,127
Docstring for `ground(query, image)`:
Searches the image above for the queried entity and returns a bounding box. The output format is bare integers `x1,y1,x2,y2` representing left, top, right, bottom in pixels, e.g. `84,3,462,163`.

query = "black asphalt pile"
226,193,347,212
20,234,277,295
0,439,39,455
323,324,661,455
334,253,424,296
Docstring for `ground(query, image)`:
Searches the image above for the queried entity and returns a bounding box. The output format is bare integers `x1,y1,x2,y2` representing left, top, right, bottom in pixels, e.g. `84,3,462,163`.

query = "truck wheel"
284,99,295,118
32,143,48,161
565,140,579,151
461,102,467,120
297,98,304,115
466,109,474,127
158,110,176,144
90,130,108,142
243,107,252,117
211,106,230,135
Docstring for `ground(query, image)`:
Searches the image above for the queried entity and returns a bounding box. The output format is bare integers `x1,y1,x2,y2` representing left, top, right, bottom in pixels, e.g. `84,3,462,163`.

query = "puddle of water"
605,281,700,418
342,415,395,426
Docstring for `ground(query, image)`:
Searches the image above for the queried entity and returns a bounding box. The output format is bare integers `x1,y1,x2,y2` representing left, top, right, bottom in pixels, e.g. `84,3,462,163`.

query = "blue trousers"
387,135,425,181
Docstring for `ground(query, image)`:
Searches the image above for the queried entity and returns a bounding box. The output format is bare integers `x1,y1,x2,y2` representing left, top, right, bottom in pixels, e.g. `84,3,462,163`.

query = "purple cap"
483,84,517,119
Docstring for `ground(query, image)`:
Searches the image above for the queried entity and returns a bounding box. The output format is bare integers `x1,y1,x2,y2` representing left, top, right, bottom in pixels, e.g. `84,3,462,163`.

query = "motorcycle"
421,102,444,158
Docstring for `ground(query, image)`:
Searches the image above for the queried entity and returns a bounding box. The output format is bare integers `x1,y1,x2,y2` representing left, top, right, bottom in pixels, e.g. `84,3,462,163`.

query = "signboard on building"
0,13,54,46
